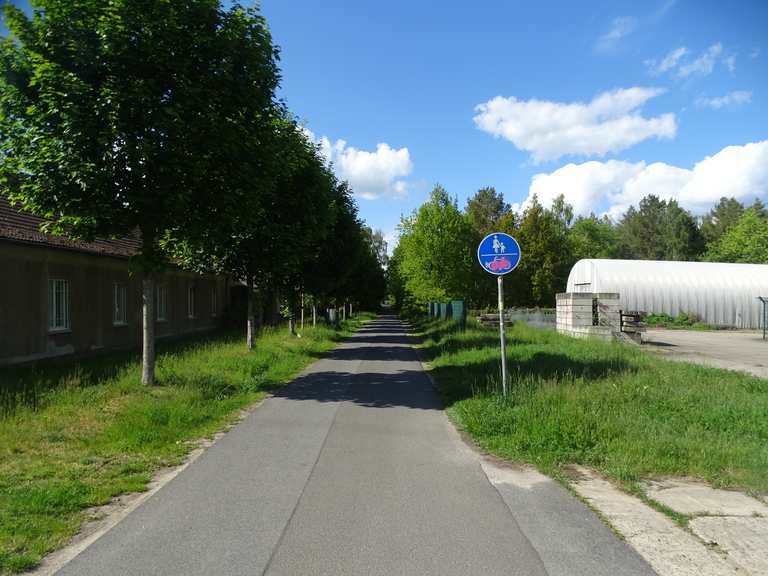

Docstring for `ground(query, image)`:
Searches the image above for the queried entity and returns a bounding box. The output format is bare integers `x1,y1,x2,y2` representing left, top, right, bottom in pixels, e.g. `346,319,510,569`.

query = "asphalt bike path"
56,315,656,576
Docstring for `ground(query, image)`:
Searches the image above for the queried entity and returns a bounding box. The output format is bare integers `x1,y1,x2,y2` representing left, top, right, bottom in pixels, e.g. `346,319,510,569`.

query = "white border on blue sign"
476,232,522,276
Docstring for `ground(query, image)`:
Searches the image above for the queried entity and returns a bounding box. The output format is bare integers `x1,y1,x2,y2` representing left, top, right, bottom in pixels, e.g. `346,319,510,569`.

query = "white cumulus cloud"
696,91,752,109
473,88,676,163
517,141,768,220
304,130,413,200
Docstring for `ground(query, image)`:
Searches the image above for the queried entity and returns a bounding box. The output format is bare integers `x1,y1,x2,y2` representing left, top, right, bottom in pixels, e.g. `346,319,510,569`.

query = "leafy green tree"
514,195,573,306
396,185,474,304
705,208,768,263
0,1,280,382
570,214,619,260
617,196,665,259
303,181,368,314
662,199,705,260
263,131,337,334
750,198,768,219
169,119,336,348
364,227,389,270
387,244,409,311
617,196,703,261
701,197,745,246
346,227,387,311
465,187,510,237
464,187,513,308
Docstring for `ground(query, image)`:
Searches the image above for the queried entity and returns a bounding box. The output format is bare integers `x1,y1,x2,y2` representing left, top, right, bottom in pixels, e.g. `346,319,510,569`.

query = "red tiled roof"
0,196,141,258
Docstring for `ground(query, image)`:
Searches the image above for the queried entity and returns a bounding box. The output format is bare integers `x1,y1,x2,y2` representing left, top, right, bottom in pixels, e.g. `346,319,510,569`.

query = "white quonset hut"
566,259,768,330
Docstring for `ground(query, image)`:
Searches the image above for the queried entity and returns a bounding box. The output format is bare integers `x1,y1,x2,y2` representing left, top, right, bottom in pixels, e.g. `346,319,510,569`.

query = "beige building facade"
0,197,229,365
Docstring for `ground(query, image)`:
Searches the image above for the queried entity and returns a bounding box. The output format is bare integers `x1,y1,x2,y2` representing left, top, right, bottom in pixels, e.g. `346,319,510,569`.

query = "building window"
211,286,218,317
113,283,128,326
48,278,70,332
156,284,168,322
187,285,196,319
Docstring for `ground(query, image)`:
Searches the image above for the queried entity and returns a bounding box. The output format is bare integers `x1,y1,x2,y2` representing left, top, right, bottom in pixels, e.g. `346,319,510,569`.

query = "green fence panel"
451,300,466,326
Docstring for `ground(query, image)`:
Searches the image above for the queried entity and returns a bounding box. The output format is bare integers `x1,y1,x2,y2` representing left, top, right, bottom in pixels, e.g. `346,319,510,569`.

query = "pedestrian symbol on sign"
477,232,520,276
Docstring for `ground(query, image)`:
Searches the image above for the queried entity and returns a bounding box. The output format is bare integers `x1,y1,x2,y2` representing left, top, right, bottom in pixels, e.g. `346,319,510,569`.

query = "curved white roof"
566,259,768,329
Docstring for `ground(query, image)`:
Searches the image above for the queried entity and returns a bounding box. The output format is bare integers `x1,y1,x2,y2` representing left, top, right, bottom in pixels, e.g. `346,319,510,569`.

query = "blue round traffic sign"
477,232,521,275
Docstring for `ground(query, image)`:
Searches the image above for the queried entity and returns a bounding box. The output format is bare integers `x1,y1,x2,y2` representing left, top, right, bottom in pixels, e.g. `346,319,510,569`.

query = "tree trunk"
350,302,353,318
342,302,346,321
246,275,255,351
312,304,317,327
141,275,156,385
300,292,305,332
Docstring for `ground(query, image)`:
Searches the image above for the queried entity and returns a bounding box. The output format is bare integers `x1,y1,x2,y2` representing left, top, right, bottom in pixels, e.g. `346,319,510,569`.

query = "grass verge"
414,317,768,496
0,313,373,575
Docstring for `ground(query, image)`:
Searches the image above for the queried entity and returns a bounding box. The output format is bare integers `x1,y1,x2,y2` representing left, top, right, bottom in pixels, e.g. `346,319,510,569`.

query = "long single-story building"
0,196,230,365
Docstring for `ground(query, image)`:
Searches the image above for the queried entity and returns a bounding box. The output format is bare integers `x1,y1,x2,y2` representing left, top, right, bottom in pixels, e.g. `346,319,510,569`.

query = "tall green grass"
0,315,372,575
416,318,768,494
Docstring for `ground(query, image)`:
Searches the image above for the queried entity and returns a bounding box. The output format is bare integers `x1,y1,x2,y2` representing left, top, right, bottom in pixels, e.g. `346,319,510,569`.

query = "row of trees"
390,185,768,312
0,0,385,383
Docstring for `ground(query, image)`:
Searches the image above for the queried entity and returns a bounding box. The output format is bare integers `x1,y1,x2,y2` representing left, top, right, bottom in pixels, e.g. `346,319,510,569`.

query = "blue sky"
261,0,768,249
4,1,767,251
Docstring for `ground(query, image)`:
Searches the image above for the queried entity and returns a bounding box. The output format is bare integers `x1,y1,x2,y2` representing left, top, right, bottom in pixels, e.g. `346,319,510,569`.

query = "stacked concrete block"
595,293,620,331
556,292,620,341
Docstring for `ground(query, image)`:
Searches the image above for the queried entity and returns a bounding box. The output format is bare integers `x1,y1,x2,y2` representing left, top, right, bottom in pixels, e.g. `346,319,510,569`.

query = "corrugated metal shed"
566,259,768,329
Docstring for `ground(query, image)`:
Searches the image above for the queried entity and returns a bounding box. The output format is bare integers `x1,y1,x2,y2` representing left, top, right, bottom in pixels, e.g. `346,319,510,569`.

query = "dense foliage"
391,186,768,313
0,0,386,381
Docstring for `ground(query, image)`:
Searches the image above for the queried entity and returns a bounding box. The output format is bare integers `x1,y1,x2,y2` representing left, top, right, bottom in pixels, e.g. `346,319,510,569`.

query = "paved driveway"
56,316,655,576
644,329,768,378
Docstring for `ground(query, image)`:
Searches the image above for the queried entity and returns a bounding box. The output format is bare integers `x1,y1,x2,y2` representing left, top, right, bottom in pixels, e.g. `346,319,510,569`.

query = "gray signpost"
477,232,522,396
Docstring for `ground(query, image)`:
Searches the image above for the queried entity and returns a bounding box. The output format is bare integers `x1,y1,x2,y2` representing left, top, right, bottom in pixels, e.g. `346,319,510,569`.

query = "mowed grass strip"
416,318,768,495
0,314,373,575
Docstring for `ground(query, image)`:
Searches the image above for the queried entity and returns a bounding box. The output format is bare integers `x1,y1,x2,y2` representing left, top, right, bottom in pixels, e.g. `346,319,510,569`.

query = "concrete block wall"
556,292,620,340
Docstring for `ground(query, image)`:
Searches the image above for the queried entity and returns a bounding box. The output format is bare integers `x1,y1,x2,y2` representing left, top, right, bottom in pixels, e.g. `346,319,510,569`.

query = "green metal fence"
428,300,466,327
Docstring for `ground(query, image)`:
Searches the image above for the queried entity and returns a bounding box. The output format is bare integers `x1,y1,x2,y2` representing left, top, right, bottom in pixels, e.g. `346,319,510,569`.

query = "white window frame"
187,285,196,319
113,283,128,326
211,285,218,317
156,284,168,322
48,278,70,332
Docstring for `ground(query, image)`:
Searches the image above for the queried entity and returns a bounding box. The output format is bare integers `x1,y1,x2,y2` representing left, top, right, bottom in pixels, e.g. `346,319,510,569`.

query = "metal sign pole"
498,275,508,397
477,231,520,398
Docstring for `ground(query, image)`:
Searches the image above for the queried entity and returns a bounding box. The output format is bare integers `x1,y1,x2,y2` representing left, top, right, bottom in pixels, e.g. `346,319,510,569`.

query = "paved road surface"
644,328,768,378
57,316,655,576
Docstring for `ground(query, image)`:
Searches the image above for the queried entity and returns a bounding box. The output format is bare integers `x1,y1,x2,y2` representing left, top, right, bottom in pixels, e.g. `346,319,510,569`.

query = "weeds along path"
416,317,768,494
0,317,370,575
50,315,652,576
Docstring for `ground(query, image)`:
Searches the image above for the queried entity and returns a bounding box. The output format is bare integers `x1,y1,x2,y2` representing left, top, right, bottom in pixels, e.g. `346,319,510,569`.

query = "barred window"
188,285,196,319
156,285,168,321
48,279,70,331
113,283,128,325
